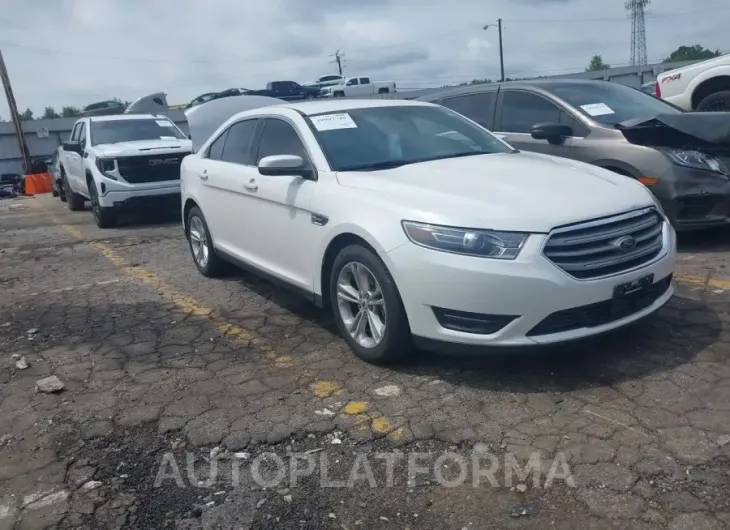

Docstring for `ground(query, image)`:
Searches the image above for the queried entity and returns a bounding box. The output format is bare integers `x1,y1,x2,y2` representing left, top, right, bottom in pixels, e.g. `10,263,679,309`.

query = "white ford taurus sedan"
180,96,676,364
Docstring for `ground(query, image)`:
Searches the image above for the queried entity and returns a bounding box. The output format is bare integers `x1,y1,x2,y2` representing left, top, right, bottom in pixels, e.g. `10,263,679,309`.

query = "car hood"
93,139,192,157
335,151,654,233
616,112,730,148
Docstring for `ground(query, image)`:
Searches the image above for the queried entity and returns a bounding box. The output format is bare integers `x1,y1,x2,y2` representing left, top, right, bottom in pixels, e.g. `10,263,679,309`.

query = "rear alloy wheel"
696,90,730,112
329,245,411,364
187,206,227,277
64,176,85,212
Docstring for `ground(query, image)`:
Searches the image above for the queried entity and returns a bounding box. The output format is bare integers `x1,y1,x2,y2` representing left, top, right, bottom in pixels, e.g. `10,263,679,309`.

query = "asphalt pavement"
1,194,729,529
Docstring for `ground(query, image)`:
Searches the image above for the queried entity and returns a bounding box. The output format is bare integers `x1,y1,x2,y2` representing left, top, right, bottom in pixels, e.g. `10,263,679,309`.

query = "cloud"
0,0,727,117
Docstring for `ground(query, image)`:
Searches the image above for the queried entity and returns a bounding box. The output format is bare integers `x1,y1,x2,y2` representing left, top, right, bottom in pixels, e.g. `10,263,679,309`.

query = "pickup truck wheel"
187,207,227,277
696,90,730,112
64,177,85,212
329,245,412,365
333,91,345,98
88,181,117,228
51,188,59,198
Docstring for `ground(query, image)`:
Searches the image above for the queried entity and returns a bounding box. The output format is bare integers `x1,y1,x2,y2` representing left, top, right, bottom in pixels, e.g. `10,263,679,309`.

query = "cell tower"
626,0,649,66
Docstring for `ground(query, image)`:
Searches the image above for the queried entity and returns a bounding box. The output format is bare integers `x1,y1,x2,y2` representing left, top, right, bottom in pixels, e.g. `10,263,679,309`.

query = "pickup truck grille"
542,208,664,280
117,153,190,184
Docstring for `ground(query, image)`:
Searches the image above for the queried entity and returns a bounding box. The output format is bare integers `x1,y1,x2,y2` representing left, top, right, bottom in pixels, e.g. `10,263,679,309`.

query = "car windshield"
310,105,513,172
90,118,187,145
546,82,683,126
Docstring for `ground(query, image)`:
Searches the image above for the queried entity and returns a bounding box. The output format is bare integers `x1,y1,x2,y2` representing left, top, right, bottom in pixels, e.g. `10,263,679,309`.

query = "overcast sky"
0,0,728,117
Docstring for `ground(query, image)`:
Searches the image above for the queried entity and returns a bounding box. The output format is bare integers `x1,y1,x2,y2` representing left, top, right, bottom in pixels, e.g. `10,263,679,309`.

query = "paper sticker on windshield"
310,113,357,131
580,103,614,116
160,136,177,140
156,120,174,127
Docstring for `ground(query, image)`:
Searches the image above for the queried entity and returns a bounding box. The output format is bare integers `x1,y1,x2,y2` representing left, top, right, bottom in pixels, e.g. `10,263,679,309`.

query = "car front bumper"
653,166,730,231
96,174,180,209
385,220,676,351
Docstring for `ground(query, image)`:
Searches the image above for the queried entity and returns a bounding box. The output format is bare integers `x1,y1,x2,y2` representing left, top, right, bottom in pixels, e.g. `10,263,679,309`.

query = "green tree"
60,106,80,118
587,55,610,71
42,106,59,119
19,108,33,121
664,45,721,63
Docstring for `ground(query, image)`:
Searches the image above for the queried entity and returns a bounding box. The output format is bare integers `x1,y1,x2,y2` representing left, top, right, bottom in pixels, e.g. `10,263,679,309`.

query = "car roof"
418,78,619,100
87,113,165,122
273,98,435,116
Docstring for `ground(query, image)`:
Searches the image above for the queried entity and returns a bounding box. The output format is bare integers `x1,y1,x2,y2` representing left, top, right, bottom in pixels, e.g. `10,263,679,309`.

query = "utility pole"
483,19,505,82
330,50,344,76
0,47,32,174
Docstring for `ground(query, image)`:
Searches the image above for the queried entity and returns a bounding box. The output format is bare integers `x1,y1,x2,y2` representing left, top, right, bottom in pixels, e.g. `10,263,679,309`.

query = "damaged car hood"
616,112,730,147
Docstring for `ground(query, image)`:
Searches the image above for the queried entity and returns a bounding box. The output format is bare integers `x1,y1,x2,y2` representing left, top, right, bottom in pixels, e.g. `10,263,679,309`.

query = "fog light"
432,307,518,335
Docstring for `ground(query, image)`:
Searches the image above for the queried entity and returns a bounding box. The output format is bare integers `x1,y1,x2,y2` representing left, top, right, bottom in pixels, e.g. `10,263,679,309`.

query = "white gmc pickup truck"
58,93,192,228
655,54,730,112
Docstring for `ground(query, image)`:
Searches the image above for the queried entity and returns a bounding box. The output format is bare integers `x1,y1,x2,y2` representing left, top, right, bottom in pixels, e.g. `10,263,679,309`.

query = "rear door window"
441,92,498,130
220,120,259,165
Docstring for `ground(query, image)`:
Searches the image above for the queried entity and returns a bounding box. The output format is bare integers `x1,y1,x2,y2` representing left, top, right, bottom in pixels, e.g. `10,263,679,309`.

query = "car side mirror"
258,155,312,178
62,141,82,154
531,123,572,145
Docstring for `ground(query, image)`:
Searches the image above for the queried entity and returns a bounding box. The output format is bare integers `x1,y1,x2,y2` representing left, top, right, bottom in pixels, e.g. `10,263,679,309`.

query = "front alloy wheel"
336,262,387,348
89,182,116,228
329,245,412,364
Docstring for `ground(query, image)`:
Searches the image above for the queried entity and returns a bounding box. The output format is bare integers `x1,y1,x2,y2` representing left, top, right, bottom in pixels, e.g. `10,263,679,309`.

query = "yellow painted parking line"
28,199,401,437
674,275,730,290
31,201,266,349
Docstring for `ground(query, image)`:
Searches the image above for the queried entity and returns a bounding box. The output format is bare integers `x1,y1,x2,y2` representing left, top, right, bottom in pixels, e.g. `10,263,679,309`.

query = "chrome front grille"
543,208,664,280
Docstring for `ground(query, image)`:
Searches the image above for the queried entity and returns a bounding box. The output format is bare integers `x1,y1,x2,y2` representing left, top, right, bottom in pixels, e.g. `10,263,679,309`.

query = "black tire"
186,206,227,277
696,90,730,112
328,245,412,364
51,188,59,197
88,178,117,228
378,88,390,94
64,176,85,211
333,91,345,98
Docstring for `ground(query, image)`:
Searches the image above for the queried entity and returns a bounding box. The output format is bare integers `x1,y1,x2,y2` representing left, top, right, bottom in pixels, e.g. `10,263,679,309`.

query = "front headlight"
95,157,118,180
666,149,728,176
402,221,528,259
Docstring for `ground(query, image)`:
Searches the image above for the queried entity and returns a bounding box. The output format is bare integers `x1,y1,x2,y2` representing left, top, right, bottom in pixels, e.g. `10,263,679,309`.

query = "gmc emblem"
149,158,179,166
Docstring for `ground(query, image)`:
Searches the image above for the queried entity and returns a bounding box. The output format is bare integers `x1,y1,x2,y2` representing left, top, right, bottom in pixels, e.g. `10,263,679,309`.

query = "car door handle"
243,180,258,192
198,171,208,181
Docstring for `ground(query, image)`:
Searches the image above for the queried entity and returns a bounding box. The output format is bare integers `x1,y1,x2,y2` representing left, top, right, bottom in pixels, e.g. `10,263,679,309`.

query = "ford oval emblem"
613,236,637,252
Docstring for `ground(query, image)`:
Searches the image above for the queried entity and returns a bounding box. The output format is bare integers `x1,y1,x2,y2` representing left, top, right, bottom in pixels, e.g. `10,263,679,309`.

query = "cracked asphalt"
1,193,729,529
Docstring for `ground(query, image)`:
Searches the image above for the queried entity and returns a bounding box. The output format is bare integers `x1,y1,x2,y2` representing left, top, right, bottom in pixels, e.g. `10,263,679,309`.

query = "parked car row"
55,77,730,365
183,75,397,109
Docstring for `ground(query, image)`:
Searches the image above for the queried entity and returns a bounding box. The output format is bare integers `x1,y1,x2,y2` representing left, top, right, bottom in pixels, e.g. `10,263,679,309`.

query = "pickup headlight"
95,157,117,179
666,149,728,176
402,221,528,259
